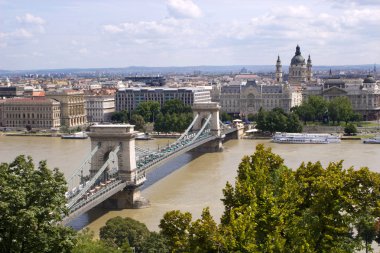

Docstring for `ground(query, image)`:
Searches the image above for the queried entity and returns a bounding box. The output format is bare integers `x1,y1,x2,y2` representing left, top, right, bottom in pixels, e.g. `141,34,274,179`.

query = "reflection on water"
1,136,380,234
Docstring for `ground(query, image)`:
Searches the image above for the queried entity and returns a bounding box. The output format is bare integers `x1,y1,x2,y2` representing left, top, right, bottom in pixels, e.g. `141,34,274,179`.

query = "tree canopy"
0,155,76,253
256,107,303,133
158,144,380,252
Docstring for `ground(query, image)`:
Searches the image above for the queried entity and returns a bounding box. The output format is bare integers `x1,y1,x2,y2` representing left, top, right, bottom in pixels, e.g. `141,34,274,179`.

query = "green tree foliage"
153,100,193,133
158,145,380,252
161,99,191,115
99,216,150,252
135,101,160,122
256,107,303,133
328,96,354,124
159,210,192,251
0,155,76,253
220,111,233,122
344,123,357,135
111,109,129,123
130,114,146,131
72,229,122,253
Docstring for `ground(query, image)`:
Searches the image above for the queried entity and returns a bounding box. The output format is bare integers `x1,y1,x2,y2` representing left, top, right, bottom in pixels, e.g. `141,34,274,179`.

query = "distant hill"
0,64,376,76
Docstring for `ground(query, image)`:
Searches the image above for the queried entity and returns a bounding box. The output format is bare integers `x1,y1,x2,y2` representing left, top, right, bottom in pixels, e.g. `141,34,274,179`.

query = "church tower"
288,45,307,84
275,55,283,83
306,55,312,81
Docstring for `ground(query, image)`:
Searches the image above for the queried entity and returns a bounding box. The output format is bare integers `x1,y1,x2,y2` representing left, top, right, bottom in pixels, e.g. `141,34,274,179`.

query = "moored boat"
362,136,380,144
136,133,153,140
61,132,88,139
272,132,341,144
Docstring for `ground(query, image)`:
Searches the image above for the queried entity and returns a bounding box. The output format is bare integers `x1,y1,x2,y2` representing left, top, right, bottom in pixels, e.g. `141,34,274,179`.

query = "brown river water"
1,135,380,236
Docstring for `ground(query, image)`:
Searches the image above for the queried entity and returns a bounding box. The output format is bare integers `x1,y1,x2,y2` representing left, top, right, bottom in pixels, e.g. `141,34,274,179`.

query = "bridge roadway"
62,130,230,224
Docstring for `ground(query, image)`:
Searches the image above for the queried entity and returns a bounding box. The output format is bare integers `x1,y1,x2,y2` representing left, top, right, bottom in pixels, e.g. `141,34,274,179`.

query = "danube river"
1,135,380,235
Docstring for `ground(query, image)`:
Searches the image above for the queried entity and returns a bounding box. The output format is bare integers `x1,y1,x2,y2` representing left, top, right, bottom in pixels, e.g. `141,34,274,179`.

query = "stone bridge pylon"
192,102,224,152
88,125,148,209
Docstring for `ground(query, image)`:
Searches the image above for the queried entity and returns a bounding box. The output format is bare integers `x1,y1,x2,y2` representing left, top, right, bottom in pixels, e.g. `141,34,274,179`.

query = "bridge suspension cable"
66,144,99,191
177,114,199,142
67,145,120,209
190,114,212,142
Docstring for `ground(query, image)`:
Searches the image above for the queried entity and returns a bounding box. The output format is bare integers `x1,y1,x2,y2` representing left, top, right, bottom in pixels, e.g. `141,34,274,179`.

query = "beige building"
46,90,87,128
0,97,61,130
217,80,302,118
303,75,380,120
85,95,115,123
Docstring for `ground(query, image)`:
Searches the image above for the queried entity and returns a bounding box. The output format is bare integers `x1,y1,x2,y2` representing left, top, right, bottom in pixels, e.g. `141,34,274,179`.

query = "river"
1,135,380,236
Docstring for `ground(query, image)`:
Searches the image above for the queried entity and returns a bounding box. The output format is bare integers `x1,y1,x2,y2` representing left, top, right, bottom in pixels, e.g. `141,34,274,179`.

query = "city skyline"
1,0,380,70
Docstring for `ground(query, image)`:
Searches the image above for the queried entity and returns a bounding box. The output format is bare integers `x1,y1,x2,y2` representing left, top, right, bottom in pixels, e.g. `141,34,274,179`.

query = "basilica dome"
290,45,305,65
363,75,376,83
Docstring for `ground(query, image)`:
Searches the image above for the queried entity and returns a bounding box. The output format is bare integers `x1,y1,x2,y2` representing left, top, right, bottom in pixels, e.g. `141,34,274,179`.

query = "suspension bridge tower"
192,102,223,152
88,124,148,209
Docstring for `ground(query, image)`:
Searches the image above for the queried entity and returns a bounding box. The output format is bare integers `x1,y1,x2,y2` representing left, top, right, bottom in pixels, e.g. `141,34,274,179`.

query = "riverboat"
362,136,380,144
272,132,341,144
61,132,88,139
136,133,153,140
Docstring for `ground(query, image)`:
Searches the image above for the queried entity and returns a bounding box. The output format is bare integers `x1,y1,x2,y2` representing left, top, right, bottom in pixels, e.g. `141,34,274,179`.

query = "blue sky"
1,0,379,70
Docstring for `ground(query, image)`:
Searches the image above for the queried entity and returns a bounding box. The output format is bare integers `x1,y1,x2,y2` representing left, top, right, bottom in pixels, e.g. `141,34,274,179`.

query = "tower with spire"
275,55,283,83
307,55,312,81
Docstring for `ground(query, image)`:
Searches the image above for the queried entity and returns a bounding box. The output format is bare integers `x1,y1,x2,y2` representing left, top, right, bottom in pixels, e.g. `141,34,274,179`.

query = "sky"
0,0,380,70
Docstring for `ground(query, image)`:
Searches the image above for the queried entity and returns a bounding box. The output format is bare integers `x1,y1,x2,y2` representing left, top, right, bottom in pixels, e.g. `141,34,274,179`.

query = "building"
85,95,115,123
284,45,313,84
0,86,24,98
0,97,61,130
303,74,380,120
46,90,87,128
115,87,211,112
218,80,302,117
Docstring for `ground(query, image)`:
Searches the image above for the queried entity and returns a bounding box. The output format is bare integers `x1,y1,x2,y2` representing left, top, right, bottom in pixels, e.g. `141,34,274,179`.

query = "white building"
85,95,115,123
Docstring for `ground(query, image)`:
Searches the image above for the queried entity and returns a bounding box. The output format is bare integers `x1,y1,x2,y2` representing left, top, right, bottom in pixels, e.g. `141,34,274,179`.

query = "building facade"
46,90,87,128
0,97,61,130
115,87,211,112
218,80,302,117
85,95,115,123
303,75,380,120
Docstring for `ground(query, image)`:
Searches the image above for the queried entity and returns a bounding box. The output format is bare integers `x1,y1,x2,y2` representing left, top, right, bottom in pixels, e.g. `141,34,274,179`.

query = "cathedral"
276,45,313,84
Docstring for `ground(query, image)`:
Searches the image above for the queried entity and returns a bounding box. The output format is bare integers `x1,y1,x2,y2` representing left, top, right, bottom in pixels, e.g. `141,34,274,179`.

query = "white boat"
61,132,88,139
135,133,153,140
272,132,341,144
363,136,380,144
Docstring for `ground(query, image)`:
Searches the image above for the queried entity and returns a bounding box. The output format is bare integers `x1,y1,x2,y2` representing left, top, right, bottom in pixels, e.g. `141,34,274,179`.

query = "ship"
272,132,341,144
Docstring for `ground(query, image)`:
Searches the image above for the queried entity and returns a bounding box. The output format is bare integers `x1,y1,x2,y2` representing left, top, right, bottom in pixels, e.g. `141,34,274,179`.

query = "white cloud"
167,0,202,19
16,13,45,25
102,24,123,34
79,48,89,55
13,28,33,38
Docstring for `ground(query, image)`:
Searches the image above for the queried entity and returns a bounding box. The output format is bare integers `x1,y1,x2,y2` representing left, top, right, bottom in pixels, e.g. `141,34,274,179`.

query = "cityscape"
1,0,380,253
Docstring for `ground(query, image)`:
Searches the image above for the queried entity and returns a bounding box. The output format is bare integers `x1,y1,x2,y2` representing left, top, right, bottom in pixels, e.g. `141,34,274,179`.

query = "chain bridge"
62,102,243,225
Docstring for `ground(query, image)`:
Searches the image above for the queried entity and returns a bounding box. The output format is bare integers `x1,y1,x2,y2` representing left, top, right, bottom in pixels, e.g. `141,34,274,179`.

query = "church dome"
290,45,305,65
363,75,376,83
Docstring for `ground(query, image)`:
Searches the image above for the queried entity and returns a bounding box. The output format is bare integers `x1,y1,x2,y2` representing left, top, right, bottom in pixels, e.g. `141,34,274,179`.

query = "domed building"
276,45,313,84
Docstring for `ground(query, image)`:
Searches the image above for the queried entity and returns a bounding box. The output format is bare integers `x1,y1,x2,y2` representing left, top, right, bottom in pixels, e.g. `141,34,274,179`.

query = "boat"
362,136,380,144
61,132,88,139
272,132,341,144
135,133,153,140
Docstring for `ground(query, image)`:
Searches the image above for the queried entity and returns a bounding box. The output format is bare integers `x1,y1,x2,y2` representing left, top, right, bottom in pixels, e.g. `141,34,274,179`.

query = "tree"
344,123,357,135
72,229,122,253
0,155,76,253
221,144,300,252
307,96,328,122
140,232,170,253
159,210,192,251
161,99,191,115
220,111,233,122
135,101,160,122
130,114,145,131
99,216,150,252
328,96,354,124
286,112,303,132
111,109,129,123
